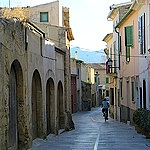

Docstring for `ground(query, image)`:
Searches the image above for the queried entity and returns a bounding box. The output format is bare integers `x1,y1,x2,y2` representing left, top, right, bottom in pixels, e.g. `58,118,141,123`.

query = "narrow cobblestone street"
29,107,150,150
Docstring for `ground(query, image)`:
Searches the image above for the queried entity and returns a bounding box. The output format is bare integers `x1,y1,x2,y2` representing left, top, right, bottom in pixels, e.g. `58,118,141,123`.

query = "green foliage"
142,111,150,133
133,108,150,133
133,108,144,126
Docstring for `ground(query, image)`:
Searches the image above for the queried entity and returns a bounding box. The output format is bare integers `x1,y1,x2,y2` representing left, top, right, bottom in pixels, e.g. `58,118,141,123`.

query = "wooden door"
9,67,17,149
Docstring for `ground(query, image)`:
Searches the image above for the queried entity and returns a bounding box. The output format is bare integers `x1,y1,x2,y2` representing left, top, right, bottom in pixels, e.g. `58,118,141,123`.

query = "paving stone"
29,107,150,150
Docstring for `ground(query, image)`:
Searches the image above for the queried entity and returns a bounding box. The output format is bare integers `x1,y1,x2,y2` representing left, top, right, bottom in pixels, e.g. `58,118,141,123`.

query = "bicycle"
103,109,108,122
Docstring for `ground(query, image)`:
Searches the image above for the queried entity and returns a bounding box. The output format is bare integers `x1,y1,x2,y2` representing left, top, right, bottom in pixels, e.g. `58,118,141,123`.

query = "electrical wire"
107,52,147,58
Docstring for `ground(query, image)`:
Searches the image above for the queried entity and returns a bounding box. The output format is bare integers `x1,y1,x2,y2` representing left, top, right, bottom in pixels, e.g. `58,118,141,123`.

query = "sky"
0,0,131,51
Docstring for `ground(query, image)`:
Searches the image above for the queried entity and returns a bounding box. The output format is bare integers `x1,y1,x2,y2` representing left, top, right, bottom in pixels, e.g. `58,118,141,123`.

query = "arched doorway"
31,70,43,139
8,60,24,149
57,81,64,129
46,78,55,135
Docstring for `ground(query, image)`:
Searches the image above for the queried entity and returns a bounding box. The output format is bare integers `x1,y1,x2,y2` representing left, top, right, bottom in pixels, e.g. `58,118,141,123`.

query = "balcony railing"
106,58,119,76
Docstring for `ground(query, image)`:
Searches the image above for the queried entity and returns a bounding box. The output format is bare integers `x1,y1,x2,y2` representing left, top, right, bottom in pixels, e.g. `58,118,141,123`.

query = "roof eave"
102,33,113,42
115,8,133,28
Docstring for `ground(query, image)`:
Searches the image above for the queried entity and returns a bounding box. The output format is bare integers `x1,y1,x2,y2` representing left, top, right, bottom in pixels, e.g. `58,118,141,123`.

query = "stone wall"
0,18,68,149
81,81,92,111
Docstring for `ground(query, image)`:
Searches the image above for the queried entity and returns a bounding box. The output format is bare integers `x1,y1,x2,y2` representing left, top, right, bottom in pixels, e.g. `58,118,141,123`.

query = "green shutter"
126,46,130,62
125,26,133,46
106,77,109,84
132,81,134,100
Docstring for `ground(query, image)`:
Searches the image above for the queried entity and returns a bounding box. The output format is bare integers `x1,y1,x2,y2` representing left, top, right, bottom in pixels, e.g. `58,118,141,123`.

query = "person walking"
102,98,109,120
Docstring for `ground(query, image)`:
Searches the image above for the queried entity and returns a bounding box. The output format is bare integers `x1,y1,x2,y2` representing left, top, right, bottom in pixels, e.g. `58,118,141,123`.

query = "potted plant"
133,108,144,133
141,110,150,139
133,108,150,139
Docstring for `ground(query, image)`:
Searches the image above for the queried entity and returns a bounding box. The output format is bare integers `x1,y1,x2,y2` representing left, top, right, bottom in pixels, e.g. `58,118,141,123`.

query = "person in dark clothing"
102,98,109,119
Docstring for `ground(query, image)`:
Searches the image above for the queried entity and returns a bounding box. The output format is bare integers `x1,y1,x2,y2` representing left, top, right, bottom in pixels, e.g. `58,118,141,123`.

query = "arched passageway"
57,81,65,129
31,70,43,139
46,78,55,135
8,60,25,149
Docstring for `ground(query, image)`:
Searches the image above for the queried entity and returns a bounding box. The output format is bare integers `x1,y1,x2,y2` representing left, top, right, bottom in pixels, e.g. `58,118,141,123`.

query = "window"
113,41,117,73
126,46,130,62
125,25,133,62
110,46,113,73
106,77,109,84
138,13,146,54
125,26,133,47
131,80,135,101
77,68,79,79
120,79,123,98
110,46,112,60
25,28,28,50
40,12,48,22
98,77,100,85
106,90,109,97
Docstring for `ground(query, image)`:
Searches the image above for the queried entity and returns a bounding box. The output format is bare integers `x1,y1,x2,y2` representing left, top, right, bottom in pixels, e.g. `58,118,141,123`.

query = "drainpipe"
115,27,120,70
114,27,120,120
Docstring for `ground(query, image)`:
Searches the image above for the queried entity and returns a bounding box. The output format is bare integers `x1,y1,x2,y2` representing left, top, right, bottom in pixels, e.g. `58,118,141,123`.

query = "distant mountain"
70,47,107,63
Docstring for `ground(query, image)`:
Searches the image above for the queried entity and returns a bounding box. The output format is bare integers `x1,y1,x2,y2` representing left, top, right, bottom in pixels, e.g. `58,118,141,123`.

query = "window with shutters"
125,26,133,47
40,12,48,22
113,41,117,73
126,46,130,62
109,46,113,73
106,77,109,84
125,26,133,62
138,13,146,54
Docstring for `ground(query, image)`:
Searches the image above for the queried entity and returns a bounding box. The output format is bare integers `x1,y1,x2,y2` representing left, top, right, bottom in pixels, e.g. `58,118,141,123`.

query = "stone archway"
31,70,43,139
57,81,65,129
46,78,55,135
9,60,26,149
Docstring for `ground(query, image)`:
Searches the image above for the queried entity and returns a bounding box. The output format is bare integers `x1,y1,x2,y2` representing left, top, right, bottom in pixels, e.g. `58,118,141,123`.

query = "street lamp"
107,58,113,66
107,58,119,72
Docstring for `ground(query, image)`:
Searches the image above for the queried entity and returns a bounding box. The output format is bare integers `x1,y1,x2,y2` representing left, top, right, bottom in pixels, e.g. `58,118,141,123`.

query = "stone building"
0,17,71,150
0,19,66,149
89,63,108,105
26,1,74,114
70,58,77,113
0,1,74,149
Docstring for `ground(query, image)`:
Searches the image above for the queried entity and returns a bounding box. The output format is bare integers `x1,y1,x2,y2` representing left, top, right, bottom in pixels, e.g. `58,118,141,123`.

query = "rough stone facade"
0,18,68,149
81,81,92,111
